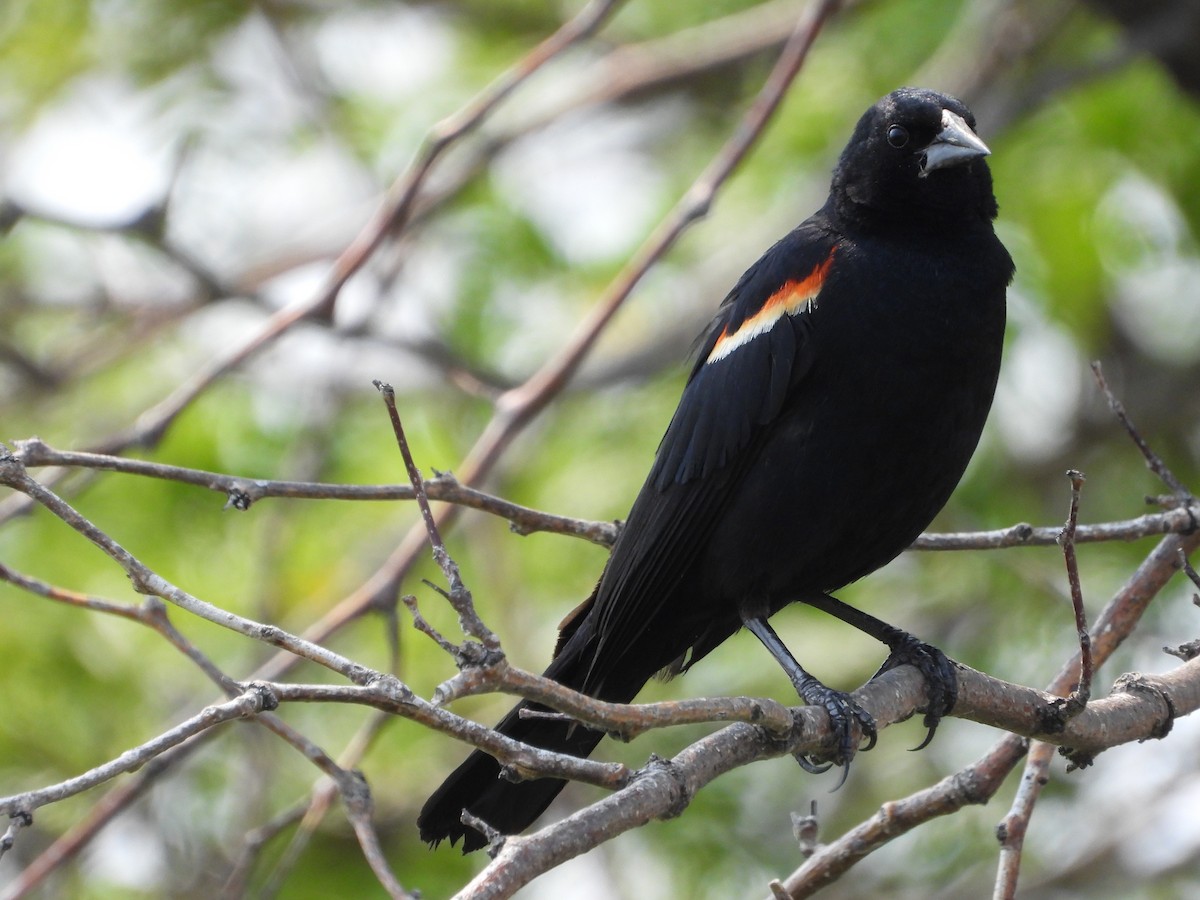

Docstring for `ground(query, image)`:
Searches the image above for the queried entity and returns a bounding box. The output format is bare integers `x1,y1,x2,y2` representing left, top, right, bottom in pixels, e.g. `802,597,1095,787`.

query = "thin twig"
258,609,405,896
792,800,821,857
992,735,1055,900
1058,470,1093,713
993,471,1094,899
1180,549,1200,600
1164,549,1200,660
220,806,308,898
403,593,462,656
375,381,500,651
1091,361,1193,500
12,437,621,545
910,506,1199,550
433,660,794,739
18,437,1197,552
0,452,377,685
340,770,414,900
0,561,146,621
0,689,271,816
0,813,32,863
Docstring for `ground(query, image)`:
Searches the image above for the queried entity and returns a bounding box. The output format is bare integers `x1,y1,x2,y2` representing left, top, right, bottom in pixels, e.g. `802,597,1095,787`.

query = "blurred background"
2,0,1199,897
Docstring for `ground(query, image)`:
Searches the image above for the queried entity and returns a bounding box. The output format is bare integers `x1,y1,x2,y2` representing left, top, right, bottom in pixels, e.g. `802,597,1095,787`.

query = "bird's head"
830,88,999,231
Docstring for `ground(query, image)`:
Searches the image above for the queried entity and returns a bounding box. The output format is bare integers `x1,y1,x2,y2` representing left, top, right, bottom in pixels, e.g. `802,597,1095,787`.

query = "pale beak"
920,108,991,176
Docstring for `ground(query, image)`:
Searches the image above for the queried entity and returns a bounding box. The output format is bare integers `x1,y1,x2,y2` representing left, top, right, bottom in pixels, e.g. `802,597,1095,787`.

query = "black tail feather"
418,622,650,852
417,698,607,851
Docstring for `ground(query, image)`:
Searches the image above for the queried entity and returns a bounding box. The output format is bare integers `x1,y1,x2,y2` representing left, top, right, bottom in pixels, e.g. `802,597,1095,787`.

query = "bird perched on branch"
419,87,1014,851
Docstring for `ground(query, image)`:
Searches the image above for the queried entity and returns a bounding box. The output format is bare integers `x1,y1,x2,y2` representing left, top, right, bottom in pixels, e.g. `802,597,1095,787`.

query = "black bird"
419,87,1014,851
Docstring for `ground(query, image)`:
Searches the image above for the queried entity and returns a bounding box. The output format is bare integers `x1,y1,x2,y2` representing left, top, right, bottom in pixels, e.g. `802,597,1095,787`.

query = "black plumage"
419,87,1014,851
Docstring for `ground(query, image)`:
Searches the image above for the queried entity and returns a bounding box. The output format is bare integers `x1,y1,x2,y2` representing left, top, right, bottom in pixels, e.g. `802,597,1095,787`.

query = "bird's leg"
742,616,876,785
803,593,957,749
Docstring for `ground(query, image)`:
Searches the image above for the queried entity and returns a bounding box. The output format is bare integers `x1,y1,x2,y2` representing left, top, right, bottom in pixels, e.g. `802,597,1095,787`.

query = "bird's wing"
653,228,836,490
577,221,840,691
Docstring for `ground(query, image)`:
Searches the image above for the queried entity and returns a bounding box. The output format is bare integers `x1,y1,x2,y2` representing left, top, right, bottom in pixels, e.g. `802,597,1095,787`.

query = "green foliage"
0,0,92,119
2,1,1200,898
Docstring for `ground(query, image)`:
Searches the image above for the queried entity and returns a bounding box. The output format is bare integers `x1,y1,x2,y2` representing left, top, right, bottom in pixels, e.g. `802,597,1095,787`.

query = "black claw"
793,753,834,775
831,758,851,792
796,682,877,783
858,719,879,754
910,721,939,752
874,633,957,750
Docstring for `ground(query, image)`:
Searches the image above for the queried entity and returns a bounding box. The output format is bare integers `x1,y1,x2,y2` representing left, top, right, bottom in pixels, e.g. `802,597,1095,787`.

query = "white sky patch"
494,105,680,265
992,289,1084,462
208,15,311,138
82,814,167,892
5,76,174,224
311,5,454,99
1120,773,1200,874
1098,175,1200,365
527,833,675,900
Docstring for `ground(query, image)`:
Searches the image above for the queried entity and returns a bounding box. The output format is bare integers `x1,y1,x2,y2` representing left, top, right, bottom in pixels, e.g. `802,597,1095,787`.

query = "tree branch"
0,449,377,685
774,519,1200,897
458,657,1200,900
14,436,1196,552
0,687,274,817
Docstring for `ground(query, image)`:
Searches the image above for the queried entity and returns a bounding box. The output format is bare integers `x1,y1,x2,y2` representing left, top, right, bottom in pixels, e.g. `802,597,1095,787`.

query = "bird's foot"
740,615,875,786
874,632,957,750
793,680,877,788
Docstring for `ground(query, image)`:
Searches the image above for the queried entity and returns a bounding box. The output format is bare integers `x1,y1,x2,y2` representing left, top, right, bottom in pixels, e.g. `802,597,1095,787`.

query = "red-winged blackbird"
419,87,1014,851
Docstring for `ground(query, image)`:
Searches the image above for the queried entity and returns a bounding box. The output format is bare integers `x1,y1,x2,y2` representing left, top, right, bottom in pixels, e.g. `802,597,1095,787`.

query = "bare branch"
910,504,1199,550
1057,470,1093,713
775,519,1200,897
18,436,1197,552
1181,549,1200,600
339,771,416,900
990,472,1096,898
12,437,620,546
457,657,1200,900
0,688,272,817
0,813,31,864
0,450,377,685
6,654,1186,888
221,806,307,898
433,659,794,740
1091,361,1193,500
375,381,499,650
993,740,1056,900
0,560,146,622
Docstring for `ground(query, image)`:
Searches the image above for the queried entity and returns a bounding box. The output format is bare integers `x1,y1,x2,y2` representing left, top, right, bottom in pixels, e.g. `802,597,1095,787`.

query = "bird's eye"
886,124,909,148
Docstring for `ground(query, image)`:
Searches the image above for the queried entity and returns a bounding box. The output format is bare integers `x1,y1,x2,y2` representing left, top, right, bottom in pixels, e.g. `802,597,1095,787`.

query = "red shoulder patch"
706,247,835,364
